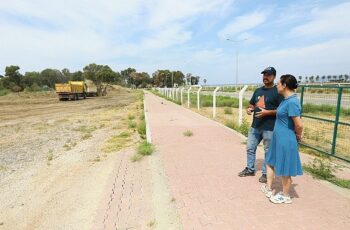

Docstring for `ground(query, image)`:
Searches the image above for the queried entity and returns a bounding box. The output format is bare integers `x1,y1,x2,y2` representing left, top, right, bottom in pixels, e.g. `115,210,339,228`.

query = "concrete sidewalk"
144,91,350,230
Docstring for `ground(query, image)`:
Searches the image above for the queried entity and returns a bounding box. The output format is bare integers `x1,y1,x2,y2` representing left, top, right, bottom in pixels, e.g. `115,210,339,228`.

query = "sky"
0,0,350,84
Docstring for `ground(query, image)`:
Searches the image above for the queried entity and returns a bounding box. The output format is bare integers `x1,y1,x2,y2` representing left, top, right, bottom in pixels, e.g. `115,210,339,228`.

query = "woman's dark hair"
280,74,298,90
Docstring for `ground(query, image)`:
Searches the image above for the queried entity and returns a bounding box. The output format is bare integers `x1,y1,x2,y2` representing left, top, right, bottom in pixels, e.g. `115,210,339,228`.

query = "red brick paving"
145,91,350,230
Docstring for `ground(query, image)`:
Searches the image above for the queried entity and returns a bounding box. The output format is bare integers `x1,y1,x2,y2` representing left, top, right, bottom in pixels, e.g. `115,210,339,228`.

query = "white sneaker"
260,184,273,198
269,192,292,204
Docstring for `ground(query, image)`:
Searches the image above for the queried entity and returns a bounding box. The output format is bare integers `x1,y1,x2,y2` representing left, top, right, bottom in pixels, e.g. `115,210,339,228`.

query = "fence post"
238,85,248,126
331,87,343,156
172,88,175,100
176,88,179,101
197,86,202,110
181,87,185,105
213,87,220,118
187,86,192,108
300,86,305,114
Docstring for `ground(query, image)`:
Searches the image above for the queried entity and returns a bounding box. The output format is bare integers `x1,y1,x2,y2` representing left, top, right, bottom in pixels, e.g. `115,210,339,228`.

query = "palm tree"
203,79,207,85
309,76,314,83
316,75,320,82
322,75,326,83
345,74,349,82
298,76,302,83
327,75,332,82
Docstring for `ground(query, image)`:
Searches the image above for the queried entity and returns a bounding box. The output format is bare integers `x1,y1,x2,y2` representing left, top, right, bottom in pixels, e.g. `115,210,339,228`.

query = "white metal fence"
156,85,251,126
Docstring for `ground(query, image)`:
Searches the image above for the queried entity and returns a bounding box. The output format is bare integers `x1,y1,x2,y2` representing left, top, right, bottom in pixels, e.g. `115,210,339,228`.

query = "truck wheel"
75,94,79,100
83,93,86,99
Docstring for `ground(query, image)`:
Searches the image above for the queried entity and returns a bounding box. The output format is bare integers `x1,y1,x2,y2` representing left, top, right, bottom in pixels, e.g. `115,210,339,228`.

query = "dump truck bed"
55,81,86,101
55,84,71,93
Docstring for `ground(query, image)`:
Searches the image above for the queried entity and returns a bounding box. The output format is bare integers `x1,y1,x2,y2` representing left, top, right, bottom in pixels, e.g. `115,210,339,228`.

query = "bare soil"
0,87,150,229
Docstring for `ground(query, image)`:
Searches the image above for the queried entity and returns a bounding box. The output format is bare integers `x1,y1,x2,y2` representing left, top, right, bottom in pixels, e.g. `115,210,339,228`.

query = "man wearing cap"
238,67,284,183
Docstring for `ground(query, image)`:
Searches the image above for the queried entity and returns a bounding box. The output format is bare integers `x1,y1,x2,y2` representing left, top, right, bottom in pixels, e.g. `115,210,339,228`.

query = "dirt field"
0,88,157,229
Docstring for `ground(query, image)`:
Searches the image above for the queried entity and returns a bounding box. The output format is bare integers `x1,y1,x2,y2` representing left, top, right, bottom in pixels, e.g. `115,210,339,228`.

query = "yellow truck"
55,81,86,101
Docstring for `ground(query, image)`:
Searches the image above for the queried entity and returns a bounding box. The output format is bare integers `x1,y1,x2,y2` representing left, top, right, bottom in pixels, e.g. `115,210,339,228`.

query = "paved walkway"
144,91,350,230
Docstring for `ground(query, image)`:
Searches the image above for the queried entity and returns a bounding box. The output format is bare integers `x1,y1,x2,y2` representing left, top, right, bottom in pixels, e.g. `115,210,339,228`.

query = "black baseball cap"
261,67,276,76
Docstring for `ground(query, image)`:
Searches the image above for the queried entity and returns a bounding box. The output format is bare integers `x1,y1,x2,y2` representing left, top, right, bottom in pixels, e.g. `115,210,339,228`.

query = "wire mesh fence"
154,84,350,162
300,85,350,162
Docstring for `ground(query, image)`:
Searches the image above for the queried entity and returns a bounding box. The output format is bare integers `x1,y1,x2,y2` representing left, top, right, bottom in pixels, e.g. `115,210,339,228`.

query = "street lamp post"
172,71,174,87
226,38,248,85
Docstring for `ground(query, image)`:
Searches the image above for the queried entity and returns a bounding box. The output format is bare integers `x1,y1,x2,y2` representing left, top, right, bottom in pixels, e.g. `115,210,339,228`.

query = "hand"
296,134,303,142
255,107,268,118
246,107,254,115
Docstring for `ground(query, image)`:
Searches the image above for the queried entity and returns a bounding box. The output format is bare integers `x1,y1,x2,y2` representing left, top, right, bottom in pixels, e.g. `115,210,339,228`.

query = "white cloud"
290,2,350,37
218,11,268,39
0,0,235,74
147,0,233,29
237,38,350,82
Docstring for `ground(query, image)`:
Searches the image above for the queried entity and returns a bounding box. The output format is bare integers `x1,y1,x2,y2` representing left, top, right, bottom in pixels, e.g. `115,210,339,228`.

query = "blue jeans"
246,127,273,175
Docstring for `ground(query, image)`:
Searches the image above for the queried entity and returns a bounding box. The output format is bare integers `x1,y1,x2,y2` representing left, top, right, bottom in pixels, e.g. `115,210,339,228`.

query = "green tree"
70,71,84,81
22,71,40,90
40,69,65,88
83,63,119,95
5,65,22,86
172,71,185,86
152,70,172,87
121,68,136,86
191,76,200,85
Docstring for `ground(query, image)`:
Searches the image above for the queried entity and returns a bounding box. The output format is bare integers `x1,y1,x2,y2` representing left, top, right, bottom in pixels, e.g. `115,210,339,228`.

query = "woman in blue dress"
261,74,303,204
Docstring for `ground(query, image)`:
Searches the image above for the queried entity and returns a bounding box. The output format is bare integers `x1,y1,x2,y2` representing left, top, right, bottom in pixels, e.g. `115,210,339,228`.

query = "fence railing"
299,85,350,162
155,84,350,163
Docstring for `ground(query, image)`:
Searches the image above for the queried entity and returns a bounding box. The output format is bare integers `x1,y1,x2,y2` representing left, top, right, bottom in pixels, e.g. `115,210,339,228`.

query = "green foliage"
128,121,137,129
225,119,250,137
190,94,249,108
152,70,185,87
303,158,350,189
137,142,155,156
128,114,135,120
0,89,9,96
303,103,350,116
137,120,146,138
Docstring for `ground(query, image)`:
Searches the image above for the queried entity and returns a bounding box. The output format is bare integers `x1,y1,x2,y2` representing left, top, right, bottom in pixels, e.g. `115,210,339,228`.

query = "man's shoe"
259,174,267,183
238,167,255,177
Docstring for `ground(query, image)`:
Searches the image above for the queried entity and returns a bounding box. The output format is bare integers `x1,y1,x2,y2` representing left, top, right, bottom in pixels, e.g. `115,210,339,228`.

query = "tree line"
298,75,349,83
0,64,201,95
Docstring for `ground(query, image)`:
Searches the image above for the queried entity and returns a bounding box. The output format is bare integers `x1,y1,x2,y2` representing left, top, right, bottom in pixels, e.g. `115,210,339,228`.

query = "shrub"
137,142,155,156
303,157,350,189
137,120,146,138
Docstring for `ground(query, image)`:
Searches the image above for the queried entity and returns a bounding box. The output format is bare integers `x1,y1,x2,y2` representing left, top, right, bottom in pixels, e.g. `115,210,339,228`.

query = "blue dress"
265,94,303,177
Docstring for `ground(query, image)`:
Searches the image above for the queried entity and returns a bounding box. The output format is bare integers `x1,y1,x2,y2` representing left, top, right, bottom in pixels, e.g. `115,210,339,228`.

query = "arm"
291,116,303,141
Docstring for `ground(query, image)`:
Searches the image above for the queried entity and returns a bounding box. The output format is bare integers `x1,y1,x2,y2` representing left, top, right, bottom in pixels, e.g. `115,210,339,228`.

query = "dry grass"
102,131,133,153
183,130,193,137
